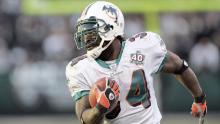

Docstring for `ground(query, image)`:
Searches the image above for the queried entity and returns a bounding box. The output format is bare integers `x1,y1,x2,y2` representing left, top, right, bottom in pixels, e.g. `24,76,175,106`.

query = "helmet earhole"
110,25,114,30
104,24,113,32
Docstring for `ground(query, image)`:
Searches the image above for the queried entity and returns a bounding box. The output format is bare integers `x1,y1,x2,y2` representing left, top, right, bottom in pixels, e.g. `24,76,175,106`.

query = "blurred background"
0,0,219,124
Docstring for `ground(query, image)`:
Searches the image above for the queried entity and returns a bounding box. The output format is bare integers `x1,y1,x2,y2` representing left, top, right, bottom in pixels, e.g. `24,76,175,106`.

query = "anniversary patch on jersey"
130,51,145,65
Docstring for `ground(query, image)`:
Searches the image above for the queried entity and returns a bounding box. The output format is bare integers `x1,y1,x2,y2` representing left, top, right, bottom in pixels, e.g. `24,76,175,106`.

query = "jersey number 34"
126,69,151,108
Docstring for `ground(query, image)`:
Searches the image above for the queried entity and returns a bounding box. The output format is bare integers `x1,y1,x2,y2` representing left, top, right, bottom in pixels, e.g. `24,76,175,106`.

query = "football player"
66,1,207,124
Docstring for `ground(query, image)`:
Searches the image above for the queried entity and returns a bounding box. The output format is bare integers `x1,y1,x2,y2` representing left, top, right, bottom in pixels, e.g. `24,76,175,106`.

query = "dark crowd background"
0,0,219,116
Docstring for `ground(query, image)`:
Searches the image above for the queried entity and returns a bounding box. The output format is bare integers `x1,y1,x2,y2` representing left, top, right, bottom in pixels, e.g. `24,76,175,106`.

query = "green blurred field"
0,113,219,124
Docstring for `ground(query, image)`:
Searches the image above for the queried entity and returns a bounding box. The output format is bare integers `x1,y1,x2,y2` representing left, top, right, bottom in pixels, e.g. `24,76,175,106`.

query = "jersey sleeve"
65,61,90,101
144,32,168,74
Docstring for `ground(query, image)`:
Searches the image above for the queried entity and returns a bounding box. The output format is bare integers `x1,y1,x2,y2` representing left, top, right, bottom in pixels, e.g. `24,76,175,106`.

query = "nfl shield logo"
109,93,115,100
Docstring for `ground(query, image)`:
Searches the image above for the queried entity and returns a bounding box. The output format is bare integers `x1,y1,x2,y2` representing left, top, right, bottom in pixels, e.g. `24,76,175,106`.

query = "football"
89,77,107,107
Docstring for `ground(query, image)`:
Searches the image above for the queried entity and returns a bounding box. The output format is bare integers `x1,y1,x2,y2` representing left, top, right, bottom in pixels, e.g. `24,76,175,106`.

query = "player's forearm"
175,67,203,97
81,107,104,124
162,51,204,97
75,96,104,124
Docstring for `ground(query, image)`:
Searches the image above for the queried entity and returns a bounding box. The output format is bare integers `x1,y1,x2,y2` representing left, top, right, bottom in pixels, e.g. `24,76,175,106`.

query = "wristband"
194,93,206,103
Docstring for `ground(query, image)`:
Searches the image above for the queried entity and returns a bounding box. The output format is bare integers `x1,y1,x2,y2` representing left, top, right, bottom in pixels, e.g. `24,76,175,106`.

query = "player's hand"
191,93,207,118
106,101,121,119
96,78,120,114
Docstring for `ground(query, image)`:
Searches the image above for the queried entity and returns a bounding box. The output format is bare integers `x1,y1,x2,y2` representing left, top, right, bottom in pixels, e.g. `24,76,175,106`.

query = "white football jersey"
66,32,167,124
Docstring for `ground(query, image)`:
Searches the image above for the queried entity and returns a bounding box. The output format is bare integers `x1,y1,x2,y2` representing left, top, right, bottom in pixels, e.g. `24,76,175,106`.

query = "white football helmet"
74,1,124,59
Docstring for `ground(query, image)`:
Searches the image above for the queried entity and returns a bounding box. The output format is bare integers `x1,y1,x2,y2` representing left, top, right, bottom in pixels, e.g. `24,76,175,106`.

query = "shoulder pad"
70,55,87,67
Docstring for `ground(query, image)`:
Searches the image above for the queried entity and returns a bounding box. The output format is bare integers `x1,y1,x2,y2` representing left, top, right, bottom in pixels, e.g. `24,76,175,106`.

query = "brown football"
89,77,107,107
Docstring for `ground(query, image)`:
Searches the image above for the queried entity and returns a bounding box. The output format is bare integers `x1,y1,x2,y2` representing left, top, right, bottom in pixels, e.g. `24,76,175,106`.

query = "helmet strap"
86,38,114,59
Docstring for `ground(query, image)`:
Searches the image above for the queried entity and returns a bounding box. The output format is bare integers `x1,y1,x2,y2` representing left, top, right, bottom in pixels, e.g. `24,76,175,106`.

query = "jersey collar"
95,41,125,69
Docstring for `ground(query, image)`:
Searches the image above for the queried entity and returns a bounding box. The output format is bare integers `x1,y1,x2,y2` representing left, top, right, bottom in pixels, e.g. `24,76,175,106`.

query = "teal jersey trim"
96,59,110,69
95,41,125,69
155,52,169,73
73,90,90,101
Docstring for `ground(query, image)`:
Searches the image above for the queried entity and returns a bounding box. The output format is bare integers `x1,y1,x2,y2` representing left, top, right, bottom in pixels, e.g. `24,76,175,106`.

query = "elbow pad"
174,60,189,74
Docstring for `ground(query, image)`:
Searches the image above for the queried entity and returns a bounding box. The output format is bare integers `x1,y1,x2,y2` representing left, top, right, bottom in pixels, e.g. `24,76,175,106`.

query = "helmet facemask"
74,16,115,59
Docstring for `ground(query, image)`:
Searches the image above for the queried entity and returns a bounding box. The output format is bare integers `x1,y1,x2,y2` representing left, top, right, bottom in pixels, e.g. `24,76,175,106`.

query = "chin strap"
87,39,114,59
87,46,103,59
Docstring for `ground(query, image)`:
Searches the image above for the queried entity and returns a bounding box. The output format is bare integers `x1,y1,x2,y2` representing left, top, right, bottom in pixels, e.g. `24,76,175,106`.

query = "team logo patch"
102,5,118,23
130,51,145,65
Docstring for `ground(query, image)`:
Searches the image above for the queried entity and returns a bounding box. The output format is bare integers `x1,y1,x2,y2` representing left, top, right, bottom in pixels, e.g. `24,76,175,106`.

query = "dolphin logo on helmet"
102,5,118,23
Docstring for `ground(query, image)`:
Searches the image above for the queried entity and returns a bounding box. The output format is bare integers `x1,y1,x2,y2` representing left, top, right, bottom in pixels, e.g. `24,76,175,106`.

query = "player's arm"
75,95,104,124
66,61,104,124
66,59,120,124
74,79,120,124
162,51,203,97
161,51,207,117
